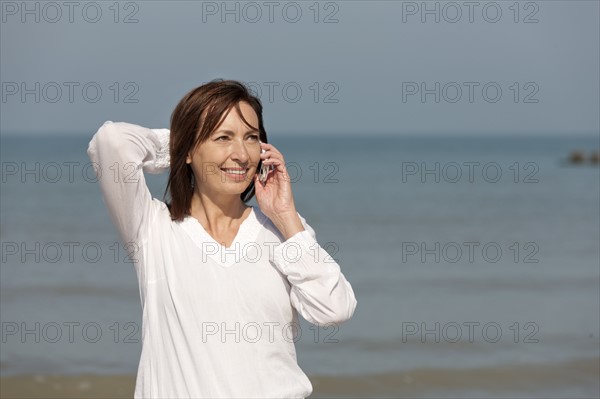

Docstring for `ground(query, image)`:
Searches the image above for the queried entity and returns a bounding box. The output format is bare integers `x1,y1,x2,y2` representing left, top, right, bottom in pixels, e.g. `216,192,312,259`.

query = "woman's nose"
231,140,250,163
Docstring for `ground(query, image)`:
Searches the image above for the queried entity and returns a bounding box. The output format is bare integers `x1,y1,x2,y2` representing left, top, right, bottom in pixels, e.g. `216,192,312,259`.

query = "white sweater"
86,121,358,398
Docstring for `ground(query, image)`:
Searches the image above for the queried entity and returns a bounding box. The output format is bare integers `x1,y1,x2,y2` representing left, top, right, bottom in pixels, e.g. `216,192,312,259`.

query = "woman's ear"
186,153,192,164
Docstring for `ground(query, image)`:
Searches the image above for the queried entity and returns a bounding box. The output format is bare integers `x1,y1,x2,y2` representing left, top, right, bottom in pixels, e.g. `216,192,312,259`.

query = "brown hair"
163,79,268,221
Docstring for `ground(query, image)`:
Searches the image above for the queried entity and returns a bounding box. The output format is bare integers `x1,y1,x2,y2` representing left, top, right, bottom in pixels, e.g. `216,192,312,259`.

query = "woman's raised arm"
86,121,170,247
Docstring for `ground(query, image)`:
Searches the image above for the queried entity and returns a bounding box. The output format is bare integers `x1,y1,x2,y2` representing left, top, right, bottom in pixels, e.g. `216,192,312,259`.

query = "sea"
1,133,599,398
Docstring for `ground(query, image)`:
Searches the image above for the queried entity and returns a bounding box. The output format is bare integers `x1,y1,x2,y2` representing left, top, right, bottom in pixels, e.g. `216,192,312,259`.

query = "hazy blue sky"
1,1,598,136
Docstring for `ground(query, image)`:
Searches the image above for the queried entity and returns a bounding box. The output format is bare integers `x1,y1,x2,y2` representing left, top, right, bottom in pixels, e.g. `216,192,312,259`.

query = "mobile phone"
259,144,272,183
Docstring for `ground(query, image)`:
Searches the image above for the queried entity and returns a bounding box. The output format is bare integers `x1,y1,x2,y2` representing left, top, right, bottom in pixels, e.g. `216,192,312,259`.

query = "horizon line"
1,131,599,139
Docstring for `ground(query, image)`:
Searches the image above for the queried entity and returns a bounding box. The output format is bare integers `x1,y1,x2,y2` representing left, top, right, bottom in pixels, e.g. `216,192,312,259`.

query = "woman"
87,79,357,398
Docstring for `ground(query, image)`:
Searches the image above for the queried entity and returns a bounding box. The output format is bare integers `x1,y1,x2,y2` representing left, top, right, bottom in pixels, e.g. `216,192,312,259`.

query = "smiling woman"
165,81,268,222
86,79,357,399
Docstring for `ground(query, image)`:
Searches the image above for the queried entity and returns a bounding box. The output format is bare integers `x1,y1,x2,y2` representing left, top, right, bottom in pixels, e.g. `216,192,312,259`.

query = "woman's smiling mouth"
220,168,249,180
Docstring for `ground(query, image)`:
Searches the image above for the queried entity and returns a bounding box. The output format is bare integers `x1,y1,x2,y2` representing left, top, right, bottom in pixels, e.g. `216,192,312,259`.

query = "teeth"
222,169,246,175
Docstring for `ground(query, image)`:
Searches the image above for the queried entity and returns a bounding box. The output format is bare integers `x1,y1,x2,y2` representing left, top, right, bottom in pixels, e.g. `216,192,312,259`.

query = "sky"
1,0,599,136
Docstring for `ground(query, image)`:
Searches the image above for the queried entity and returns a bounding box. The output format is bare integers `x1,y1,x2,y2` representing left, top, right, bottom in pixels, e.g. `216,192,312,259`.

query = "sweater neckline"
179,206,267,267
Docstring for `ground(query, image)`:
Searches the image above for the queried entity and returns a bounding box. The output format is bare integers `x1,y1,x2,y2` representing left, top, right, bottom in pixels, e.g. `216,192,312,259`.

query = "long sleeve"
86,121,170,247
272,215,358,327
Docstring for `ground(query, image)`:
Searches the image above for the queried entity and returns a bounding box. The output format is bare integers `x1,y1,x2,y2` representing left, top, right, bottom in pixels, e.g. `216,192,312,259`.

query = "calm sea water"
1,133,599,397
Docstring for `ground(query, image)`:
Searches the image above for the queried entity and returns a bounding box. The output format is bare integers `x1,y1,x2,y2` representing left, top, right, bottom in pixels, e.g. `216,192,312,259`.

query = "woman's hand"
254,142,304,240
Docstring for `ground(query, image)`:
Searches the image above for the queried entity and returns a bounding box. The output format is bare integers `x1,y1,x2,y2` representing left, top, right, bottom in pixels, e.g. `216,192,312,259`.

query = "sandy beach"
1,358,598,398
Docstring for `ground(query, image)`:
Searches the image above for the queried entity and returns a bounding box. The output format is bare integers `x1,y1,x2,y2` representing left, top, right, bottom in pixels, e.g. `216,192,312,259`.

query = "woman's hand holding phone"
254,141,304,239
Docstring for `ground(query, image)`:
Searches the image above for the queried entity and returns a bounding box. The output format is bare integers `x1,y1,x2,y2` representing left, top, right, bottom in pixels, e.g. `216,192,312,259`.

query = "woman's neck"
189,192,250,228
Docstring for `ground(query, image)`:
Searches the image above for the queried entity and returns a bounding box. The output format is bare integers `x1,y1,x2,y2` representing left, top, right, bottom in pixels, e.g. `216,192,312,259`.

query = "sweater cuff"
151,128,171,170
272,229,318,275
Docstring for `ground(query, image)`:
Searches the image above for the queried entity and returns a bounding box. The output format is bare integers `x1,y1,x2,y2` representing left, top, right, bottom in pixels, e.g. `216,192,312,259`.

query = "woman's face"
186,101,261,199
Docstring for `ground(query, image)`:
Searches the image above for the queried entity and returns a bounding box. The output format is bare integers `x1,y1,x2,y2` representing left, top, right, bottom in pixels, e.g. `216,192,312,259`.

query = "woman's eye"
249,135,259,141
216,136,229,141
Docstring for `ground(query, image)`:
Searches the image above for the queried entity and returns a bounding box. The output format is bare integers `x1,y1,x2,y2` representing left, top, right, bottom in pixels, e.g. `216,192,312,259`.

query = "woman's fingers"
259,142,283,158
261,155,281,163
259,142,292,181
260,145,285,167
